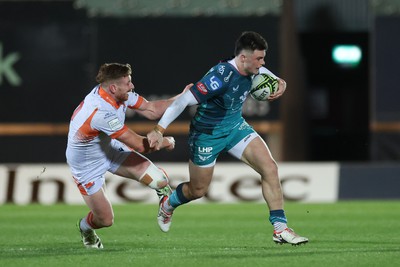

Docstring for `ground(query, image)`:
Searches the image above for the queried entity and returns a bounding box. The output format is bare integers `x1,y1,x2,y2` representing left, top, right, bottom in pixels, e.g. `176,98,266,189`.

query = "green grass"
0,201,399,267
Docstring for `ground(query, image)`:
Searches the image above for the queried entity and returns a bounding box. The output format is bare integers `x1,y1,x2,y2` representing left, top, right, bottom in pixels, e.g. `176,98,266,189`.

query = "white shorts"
228,132,259,160
69,139,131,196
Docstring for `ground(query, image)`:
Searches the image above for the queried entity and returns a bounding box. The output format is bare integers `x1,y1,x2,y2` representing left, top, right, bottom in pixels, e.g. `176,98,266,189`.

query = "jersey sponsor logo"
218,65,225,75
104,112,114,119
199,154,213,162
108,118,123,131
196,82,208,95
205,76,222,91
198,146,213,153
198,146,213,162
224,71,233,82
239,91,248,103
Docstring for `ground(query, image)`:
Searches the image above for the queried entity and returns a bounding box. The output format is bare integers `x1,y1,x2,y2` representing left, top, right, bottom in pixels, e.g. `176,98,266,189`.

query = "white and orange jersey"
66,85,143,183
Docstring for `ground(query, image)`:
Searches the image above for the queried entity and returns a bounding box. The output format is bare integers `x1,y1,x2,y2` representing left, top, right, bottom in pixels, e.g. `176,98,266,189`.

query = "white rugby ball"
250,73,278,101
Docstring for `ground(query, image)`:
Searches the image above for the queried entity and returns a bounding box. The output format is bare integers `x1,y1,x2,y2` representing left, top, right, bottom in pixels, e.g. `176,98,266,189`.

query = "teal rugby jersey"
189,62,252,135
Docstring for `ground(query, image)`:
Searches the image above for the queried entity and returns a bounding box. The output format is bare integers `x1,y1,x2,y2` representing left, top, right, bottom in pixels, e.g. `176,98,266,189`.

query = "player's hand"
182,83,194,93
147,126,164,150
163,136,175,151
268,78,286,101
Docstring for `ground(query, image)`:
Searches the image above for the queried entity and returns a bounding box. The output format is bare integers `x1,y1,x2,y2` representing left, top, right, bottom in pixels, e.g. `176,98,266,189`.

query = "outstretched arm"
135,84,192,120
147,85,197,149
116,128,175,154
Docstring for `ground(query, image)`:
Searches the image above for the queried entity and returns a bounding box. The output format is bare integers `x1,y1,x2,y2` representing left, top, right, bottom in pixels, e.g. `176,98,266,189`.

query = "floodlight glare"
332,45,362,68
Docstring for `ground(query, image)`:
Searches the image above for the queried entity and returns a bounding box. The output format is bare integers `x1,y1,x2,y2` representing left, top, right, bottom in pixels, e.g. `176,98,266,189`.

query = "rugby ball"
250,73,278,101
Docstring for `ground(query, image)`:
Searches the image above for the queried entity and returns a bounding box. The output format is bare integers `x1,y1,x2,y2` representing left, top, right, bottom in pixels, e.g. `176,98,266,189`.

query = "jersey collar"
229,59,245,76
99,86,121,109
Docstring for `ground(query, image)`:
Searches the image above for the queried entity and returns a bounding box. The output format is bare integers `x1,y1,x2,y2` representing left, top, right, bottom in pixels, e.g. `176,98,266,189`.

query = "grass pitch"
0,201,399,267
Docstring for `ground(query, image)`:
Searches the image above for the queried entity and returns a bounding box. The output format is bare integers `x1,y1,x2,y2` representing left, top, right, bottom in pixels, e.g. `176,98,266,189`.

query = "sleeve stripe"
110,125,128,139
128,96,144,109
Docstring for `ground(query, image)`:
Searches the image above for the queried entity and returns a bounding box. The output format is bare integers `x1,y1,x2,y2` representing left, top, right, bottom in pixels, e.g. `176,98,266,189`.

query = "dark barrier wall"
372,17,400,122
0,1,280,163
339,163,400,199
371,16,400,160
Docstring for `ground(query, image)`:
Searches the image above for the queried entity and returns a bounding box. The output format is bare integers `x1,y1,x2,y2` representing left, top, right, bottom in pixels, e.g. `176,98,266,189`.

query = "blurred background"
2,0,399,163
0,0,399,204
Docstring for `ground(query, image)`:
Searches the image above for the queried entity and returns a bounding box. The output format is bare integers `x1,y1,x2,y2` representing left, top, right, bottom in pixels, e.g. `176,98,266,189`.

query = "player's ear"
109,84,117,93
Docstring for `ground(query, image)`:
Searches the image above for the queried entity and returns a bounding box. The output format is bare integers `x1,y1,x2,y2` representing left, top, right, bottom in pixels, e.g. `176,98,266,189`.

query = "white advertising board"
0,162,339,205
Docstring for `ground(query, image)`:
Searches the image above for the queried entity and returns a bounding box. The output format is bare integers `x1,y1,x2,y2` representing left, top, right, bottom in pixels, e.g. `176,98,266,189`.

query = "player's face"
114,75,134,102
242,49,266,75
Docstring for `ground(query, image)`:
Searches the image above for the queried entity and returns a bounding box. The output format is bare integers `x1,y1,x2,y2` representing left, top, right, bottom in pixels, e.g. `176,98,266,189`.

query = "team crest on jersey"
196,82,208,95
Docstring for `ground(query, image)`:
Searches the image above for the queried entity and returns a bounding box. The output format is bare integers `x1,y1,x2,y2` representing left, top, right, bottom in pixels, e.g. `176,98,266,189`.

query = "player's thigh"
113,150,151,180
188,160,214,191
82,187,113,218
241,136,277,174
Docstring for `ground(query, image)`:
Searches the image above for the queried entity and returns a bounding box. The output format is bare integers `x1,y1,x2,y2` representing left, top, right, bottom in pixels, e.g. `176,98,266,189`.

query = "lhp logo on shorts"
198,147,213,162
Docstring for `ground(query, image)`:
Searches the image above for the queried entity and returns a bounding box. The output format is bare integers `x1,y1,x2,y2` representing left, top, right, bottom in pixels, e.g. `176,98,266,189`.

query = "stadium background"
0,0,399,204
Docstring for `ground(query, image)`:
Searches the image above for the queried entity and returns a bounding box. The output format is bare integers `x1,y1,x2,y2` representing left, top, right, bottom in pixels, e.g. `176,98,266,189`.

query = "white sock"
274,222,288,232
79,217,92,232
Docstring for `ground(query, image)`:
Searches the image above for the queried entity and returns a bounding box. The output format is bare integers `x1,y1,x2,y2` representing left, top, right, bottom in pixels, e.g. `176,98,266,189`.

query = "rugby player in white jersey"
66,63,190,249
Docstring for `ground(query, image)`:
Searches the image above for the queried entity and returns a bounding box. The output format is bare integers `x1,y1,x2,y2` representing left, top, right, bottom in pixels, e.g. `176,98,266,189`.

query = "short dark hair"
234,31,268,56
96,63,132,83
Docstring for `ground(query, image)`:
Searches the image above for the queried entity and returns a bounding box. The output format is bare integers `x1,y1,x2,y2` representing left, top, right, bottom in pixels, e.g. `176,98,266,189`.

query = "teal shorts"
188,120,255,166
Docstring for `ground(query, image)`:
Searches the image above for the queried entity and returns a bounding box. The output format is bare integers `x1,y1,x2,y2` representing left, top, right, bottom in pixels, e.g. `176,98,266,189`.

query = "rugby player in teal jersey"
147,31,308,245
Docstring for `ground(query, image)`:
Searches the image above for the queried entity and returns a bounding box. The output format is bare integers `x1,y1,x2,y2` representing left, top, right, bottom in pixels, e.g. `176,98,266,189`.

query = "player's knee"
139,164,169,189
262,159,278,174
268,159,278,173
259,160,279,182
